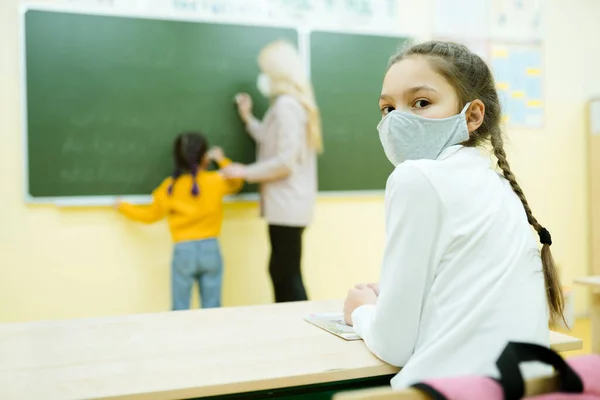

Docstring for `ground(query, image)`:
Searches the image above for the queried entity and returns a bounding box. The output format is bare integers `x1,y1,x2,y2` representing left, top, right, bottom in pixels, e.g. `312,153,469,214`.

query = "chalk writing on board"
124,48,176,69
60,164,145,185
70,113,156,129
61,136,149,158
68,110,201,131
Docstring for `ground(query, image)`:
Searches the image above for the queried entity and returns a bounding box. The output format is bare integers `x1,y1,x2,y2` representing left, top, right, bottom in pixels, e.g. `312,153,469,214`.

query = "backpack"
411,342,600,400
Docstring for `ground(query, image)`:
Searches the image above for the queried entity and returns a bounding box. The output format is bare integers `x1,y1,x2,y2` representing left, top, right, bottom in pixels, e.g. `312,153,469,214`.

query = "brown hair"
168,132,209,197
389,41,564,325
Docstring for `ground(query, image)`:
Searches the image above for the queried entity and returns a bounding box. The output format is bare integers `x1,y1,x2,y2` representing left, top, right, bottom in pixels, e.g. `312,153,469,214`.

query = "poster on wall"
168,0,399,29
490,0,543,42
490,43,543,128
46,0,402,32
172,0,270,18
433,0,544,43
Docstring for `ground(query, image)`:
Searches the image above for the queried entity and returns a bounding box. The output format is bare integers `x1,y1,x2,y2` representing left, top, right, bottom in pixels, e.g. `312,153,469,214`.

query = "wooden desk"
0,300,582,400
575,276,600,353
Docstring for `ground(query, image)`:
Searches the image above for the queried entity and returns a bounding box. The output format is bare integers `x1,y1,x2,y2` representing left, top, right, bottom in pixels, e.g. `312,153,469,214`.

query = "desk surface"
0,300,582,400
575,276,600,287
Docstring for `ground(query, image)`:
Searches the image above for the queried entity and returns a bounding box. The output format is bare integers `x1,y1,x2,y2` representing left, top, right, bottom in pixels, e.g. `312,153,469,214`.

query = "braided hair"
168,132,208,197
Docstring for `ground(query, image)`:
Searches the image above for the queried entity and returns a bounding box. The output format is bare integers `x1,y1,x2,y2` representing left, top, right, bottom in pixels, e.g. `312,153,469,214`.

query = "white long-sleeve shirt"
352,145,550,389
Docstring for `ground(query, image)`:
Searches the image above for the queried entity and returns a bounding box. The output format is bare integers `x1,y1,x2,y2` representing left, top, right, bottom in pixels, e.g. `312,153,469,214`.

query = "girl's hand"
235,93,253,123
343,286,378,326
221,163,247,179
354,282,380,296
208,147,225,162
367,282,380,296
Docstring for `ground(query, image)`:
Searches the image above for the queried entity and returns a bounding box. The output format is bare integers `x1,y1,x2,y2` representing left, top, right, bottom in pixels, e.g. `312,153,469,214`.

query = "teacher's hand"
235,93,253,123
221,163,247,179
343,286,378,326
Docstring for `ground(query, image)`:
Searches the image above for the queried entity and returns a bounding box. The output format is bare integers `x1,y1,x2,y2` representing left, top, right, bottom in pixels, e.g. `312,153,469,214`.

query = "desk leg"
593,291,600,354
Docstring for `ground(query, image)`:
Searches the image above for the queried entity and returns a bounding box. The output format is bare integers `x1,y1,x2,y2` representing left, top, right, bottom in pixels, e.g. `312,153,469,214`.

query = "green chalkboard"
24,9,297,198
24,9,409,200
311,31,408,191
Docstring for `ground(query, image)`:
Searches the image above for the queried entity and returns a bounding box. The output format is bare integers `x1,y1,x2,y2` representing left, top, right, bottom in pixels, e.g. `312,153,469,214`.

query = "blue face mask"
377,103,471,166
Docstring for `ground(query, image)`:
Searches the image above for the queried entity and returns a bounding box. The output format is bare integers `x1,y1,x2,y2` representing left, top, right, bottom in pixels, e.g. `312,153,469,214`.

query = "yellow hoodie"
118,159,243,242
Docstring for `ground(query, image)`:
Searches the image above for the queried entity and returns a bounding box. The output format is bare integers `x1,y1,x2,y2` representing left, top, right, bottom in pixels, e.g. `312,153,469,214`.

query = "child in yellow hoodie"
117,132,243,310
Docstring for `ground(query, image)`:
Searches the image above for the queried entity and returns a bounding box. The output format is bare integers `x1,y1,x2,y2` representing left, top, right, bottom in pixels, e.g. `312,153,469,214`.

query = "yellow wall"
1,0,598,323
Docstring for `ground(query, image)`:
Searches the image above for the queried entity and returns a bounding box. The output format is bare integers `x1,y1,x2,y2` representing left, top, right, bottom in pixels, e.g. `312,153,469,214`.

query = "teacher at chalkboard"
222,40,323,303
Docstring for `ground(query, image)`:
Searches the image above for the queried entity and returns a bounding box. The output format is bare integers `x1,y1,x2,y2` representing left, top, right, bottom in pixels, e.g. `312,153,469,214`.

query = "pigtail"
190,166,200,197
170,131,208,198
491,131,565,326
187,145,201,197
168,168,182,196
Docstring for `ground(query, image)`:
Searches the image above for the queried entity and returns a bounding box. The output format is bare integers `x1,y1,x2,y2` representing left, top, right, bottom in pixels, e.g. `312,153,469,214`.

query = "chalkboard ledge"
26,191,386,207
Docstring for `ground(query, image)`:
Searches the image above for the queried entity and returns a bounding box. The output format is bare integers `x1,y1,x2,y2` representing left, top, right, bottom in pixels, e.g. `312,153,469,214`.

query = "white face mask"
257,73,272,98
377,102,471,166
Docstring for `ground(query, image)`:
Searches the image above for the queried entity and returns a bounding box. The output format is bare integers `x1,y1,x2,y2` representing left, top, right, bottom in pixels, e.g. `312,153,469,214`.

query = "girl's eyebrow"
406,85,438,94
380,85,438,101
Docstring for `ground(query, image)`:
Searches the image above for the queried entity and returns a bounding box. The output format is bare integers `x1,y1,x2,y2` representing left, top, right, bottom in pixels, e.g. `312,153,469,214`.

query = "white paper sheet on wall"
433,0,490,39
490,0,543,42
591,100,600,136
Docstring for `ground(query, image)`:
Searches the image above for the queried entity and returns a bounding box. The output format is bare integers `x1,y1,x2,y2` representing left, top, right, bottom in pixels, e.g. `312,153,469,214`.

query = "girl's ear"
466,99,485,133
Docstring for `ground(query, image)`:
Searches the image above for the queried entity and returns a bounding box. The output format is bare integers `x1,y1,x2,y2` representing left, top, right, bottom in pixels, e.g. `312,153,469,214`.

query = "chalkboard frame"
20,4,409,206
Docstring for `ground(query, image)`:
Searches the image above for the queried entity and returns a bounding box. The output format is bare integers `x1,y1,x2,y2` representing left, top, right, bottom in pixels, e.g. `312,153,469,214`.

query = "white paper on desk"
304,312,361,341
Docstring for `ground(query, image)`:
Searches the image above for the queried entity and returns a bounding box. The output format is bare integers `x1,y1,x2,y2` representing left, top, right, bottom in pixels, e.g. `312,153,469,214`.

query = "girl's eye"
413,99,431,108
381,106,395,116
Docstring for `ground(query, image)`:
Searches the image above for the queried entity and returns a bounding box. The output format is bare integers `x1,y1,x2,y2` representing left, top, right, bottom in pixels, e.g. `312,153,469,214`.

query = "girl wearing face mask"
223,40,322,303
343,41,563,388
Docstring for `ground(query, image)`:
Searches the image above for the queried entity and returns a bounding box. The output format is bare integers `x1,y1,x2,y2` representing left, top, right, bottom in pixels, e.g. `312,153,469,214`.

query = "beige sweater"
245,95,317,227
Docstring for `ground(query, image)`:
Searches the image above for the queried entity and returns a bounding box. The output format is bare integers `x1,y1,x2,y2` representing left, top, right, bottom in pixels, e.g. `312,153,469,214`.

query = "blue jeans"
171,238,223,310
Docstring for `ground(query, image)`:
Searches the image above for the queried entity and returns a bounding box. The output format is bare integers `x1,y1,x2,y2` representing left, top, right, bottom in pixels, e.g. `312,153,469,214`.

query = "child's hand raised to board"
207,147,225,162
113,197,122,210
343,285,378,326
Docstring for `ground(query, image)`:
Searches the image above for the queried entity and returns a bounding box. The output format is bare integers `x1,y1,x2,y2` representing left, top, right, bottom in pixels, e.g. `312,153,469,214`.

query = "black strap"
411,383,449,400
496,341,583,400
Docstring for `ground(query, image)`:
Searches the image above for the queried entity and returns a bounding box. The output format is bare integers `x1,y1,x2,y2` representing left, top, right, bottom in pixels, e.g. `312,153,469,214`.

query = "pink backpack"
411,342,600,400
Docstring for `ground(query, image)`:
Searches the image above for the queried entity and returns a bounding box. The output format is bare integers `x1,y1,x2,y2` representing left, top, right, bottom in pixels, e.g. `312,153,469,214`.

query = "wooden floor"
556,317,591,356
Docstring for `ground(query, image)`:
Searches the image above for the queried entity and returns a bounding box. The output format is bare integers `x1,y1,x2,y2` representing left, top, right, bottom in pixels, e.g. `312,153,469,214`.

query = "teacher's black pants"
268,225,308,303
